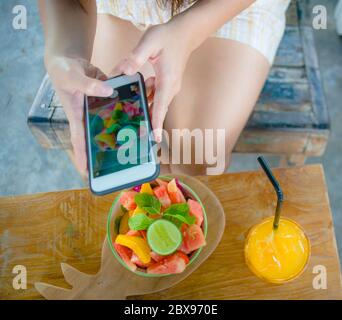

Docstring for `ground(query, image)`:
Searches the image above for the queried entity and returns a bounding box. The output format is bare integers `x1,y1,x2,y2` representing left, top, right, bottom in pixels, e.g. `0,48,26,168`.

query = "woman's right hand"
45,55,113,176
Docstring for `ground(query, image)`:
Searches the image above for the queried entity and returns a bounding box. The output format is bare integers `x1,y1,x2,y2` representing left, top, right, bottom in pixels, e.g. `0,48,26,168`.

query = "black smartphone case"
84,72,160,196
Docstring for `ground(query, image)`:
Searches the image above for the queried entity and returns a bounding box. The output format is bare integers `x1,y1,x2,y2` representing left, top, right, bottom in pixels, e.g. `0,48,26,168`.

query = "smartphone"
85,73,160,195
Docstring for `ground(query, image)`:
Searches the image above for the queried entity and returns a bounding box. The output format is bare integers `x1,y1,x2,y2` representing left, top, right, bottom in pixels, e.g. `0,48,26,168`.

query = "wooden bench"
27,0,330,166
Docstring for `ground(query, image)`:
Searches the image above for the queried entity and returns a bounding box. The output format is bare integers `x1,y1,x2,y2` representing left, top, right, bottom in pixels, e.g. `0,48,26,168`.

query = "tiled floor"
1,0,341,260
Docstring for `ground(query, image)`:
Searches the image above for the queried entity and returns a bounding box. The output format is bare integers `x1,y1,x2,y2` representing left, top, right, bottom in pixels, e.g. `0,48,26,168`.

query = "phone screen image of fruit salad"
88,81,150,178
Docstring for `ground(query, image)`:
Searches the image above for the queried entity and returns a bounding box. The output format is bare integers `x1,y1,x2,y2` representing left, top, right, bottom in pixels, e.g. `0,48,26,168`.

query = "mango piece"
115,234,151,264
95,132,116,149
104,118,116,128
140,183,154,195
132,206,146,216
119,211,130,234
115,102,123,111
128,210,135,218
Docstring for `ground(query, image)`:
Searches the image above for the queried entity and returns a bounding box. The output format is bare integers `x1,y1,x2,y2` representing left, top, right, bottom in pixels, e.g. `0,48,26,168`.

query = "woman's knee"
161,127,230,176
169,155,230,176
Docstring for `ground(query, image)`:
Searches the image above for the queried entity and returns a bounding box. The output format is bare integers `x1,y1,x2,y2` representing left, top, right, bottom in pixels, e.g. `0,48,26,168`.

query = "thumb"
152,82,172,143
72,72,113,97
113,40,155,76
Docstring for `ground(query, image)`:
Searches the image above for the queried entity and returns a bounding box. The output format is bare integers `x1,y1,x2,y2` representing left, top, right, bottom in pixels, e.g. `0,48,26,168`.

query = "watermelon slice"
114,243,137,271
131,253,151,268
126,230,141,237
119,191,137,211
178,224,206,254
153,185,171,209
150,251,164,262
156,178,168,188
187,199,204,226
140,230,147,241
176,251,190,265
167,179,186,204
147,252,187,274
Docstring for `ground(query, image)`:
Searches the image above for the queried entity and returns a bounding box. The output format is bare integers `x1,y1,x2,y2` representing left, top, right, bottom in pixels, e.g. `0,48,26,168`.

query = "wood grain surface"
33,175,225,300
0,165,341,300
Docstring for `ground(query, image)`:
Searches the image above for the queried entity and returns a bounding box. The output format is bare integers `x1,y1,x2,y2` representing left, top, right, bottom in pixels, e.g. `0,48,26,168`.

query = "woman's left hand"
112,23,194,143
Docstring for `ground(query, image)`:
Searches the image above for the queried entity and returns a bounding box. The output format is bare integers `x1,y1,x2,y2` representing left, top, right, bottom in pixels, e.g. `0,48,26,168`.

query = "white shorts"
96,0,291,65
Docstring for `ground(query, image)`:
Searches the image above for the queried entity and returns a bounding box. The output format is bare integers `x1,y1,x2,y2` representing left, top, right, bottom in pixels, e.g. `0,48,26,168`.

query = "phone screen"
87,81,151,178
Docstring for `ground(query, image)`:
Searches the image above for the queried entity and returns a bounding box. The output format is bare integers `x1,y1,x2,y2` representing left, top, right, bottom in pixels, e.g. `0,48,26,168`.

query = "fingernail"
153,128,162,143
156,131,163,143
102,85,113,96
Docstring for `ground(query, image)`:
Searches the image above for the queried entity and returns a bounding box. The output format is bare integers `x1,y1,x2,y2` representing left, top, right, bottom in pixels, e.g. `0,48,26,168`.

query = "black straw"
257,156,284,230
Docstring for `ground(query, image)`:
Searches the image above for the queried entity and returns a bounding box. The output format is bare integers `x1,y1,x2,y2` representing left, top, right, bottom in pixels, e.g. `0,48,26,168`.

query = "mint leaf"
106,123,121,134
163,203,195,226
134,193,161,215
128,213,154,231
114,216,122,234
142,207,160,215
111,109,123,120
163,216,183,228
164,213,195,225
118,113,129,124
164,203,189,216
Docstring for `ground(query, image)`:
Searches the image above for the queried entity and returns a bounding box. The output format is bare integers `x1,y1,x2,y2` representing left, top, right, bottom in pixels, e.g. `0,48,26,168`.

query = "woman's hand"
45,55,113,175
113,23,194,143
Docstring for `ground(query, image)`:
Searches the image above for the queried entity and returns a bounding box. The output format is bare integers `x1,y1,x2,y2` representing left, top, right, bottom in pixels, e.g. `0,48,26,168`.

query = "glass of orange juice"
245,216,310,284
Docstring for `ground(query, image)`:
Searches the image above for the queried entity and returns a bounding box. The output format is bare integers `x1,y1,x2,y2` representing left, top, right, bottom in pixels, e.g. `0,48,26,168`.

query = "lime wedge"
147,220,182,255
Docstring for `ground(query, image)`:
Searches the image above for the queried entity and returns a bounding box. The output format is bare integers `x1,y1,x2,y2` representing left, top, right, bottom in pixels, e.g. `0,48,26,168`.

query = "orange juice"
245,217,310,284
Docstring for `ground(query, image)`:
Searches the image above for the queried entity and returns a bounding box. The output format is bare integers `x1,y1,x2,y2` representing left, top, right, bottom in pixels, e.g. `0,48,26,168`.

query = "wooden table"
0,164,341,300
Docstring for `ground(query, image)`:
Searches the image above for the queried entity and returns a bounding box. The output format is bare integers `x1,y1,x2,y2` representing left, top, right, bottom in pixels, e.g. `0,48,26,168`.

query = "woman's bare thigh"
91,14,153,77
164,37,270,175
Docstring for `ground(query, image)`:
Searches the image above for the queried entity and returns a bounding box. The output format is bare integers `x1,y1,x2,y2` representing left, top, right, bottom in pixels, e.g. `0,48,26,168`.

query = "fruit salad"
113,178,207,275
